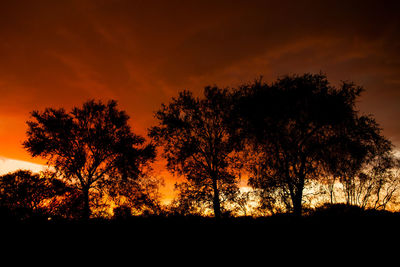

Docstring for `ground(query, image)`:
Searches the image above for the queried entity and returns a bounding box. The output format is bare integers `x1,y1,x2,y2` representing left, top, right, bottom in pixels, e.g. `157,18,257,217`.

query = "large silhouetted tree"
149,87,239,219
23,99,155,219
232,73,392,216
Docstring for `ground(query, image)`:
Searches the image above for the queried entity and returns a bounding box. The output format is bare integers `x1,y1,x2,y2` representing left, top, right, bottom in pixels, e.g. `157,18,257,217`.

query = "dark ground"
2,204,399,260
3,204,400,238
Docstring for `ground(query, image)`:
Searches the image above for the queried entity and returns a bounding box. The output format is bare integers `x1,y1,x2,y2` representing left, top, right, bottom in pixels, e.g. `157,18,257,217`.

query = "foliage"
23,99,155,219
0,73,397,221
232,73,394,215
149,87,239,218
0,170,71,220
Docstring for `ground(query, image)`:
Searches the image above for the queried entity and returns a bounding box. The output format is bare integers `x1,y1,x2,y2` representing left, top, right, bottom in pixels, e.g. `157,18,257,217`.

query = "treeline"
1,73,399,222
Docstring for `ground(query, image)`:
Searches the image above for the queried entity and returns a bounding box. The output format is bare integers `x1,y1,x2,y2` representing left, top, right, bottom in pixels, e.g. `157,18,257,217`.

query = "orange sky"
1,0,400,201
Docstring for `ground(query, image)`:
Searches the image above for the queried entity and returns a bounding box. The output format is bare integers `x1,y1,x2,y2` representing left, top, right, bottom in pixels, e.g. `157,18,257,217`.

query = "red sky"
1,0,400,200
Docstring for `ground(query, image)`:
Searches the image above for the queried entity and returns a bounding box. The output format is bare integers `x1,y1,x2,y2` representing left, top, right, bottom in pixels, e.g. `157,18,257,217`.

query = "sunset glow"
0,157,45,175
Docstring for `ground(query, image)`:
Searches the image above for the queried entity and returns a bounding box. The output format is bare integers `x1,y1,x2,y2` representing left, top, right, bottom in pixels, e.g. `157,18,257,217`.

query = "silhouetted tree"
317,93,398,209
149,87,239,219
377,157,400,209
232,73,388,216
23,99,155,219
330,142,398,209
0,170,68,220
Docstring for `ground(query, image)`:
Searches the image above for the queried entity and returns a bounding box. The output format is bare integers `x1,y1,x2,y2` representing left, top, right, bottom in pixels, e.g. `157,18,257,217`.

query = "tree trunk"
82,187,91,220
293,192,303,217
212,177,221,219
292,178,305,217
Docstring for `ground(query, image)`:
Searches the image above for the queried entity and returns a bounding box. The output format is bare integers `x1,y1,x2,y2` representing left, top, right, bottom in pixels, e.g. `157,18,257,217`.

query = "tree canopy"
149,87,239,218
23,99,155,219
232,73,394,215
0,170,72,220
0,73,396,221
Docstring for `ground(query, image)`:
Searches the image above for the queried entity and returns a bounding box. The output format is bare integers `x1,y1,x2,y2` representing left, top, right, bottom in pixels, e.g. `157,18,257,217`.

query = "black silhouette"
0,73,397,227
23,99,155,219
0,170,72,221
149,87,239,219
230,73,395,216
325,114,397,208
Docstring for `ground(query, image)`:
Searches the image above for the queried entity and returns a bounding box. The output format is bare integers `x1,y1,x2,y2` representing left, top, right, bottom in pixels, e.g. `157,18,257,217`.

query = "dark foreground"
3,205,400,238
2,207,400,262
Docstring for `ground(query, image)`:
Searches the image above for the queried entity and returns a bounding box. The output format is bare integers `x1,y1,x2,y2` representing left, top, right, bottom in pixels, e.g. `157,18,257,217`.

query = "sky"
1,0,399,200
